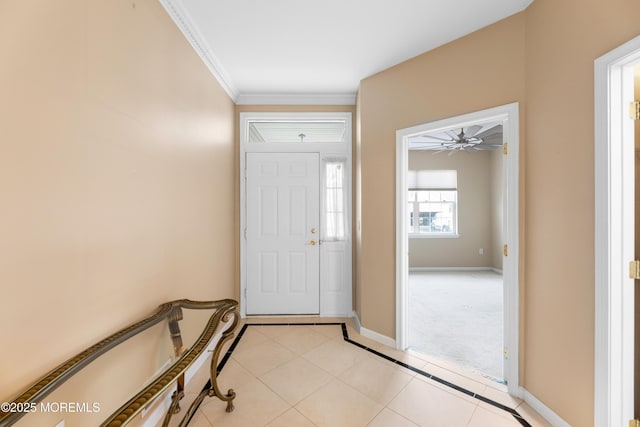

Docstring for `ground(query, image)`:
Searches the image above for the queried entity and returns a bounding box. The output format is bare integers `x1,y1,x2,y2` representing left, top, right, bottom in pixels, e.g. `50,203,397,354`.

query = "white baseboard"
409,266,496,272
409,267,504,275
360,326,396,348
521,388,571,427
352,311,362,332
350,311,396,347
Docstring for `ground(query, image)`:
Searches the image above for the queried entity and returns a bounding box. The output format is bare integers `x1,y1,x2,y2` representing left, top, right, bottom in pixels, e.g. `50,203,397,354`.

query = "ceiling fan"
411,124,503,155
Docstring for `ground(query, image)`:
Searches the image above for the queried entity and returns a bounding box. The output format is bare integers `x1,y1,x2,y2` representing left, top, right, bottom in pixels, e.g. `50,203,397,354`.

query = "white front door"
246,152,320,315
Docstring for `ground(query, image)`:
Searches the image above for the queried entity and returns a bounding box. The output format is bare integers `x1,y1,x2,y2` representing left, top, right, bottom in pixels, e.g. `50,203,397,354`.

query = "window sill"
409,233,460,239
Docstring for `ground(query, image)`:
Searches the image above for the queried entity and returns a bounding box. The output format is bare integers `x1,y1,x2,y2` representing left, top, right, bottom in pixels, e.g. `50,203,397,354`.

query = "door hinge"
244,228,247,239
503,347,509,359
630,101,640,120
503,244,508,257
629,419,640,427
503,143,508,155
630,260,640,280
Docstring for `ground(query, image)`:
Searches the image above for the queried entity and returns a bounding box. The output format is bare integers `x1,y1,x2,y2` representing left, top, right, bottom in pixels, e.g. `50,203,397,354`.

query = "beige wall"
358,11,526,341
0,0,236,412
523,1,640,425
408,150,499,268
357,1,640,425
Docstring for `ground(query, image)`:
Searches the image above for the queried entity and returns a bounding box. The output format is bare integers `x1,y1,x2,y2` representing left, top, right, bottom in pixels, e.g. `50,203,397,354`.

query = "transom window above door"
248,119,348,143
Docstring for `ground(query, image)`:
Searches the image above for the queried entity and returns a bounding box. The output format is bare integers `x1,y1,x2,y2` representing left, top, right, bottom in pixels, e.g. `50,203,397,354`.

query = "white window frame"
322,158,349,241
408,189,459,238
407,189,460,239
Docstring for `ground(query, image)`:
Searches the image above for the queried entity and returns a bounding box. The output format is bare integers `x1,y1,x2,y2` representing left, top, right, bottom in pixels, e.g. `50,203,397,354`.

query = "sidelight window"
323,158,348,240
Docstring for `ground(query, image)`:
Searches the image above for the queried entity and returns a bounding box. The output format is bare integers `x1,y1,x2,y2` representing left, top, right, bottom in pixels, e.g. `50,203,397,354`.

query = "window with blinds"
407,170,458,236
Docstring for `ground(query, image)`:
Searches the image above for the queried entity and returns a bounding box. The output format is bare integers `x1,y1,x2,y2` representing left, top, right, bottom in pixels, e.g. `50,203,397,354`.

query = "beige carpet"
408,270,504,382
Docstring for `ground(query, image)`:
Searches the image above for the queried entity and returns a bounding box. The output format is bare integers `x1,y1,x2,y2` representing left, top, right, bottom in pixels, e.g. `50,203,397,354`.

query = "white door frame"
594,35,640,427
395,102,520,396
239,112,353,318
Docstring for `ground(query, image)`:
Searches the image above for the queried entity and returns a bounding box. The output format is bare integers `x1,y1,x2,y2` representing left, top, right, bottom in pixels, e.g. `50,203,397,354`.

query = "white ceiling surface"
166,0,533,104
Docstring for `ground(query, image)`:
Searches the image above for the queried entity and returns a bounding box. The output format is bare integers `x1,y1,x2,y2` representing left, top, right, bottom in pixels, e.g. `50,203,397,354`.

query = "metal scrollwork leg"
163,309,186,427
207,306,239,412
162,378,185,427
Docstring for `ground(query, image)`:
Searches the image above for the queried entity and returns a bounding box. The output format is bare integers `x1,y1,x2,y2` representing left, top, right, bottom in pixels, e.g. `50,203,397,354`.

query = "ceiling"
162,0,533,104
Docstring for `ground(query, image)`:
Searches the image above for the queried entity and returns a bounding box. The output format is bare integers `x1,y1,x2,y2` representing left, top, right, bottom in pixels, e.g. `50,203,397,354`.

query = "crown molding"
159,0,239,101
236,93,357,106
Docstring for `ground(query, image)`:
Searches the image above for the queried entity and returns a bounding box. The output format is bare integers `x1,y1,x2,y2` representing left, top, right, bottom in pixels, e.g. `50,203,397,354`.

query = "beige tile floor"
184,318,552,427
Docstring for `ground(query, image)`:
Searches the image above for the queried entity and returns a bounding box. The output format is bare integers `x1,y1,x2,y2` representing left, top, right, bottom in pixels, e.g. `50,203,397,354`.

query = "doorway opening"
239,112,353,318
396,103,520,395
594,35,640,427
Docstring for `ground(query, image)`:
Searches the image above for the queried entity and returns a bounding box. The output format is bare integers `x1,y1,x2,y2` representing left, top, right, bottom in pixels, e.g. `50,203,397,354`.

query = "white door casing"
395,102,520,396
594,35,640,427
246,153,320,315
240,112,353,318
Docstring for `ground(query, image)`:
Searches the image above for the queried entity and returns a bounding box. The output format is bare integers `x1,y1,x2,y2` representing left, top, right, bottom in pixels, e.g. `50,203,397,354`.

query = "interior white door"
246,152,320,315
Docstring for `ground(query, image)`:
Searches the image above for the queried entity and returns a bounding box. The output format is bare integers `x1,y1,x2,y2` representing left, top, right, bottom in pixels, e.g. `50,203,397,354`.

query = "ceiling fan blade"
445,130,459,140
464,125,482,137
476,125,503,139
415,134,452,142
410,144,443,150
480,137,502,147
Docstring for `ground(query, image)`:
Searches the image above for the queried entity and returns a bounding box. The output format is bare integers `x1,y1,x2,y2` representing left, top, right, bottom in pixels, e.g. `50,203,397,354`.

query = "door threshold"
244,314,354,324
246,314,320,318
406,347,508,392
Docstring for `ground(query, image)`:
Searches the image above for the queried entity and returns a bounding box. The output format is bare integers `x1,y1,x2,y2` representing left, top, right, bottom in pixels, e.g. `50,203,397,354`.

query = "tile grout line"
187,322,531,427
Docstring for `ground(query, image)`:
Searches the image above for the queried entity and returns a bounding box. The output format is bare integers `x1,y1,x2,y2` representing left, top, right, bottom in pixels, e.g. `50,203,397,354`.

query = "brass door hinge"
629,419,640,427
630,260,640,280
630,101,640,120
503,143,508,155
503,244,508,257
503,347,508,359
